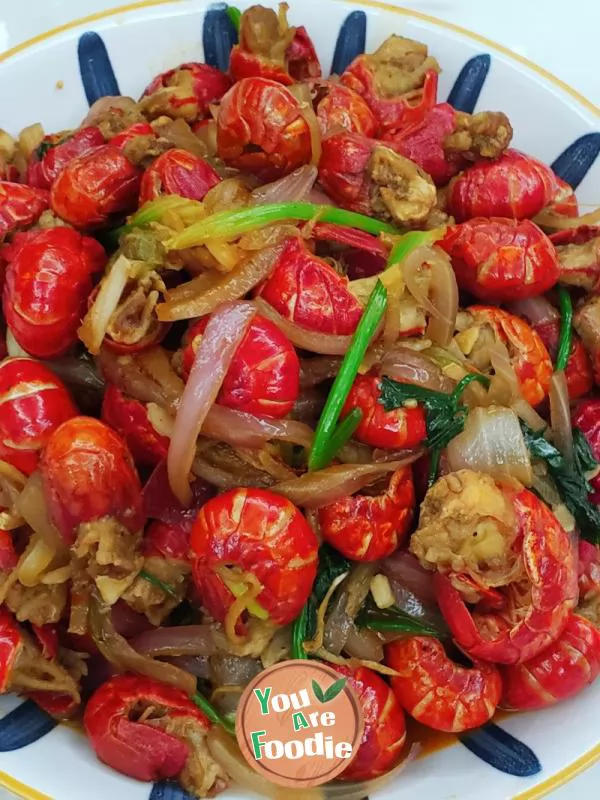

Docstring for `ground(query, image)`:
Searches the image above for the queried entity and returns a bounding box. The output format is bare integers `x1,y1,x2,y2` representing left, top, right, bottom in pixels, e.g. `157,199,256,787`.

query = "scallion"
556,286,573,372
192,691,236,735
167,203,401,249
226,5,242,31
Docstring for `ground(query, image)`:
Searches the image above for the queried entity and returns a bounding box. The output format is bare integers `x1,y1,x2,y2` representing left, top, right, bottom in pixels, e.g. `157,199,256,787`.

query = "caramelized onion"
550,370,574,462
381,346,454,392
131,625,217,657
250,165,317,206
446,405,533,485
204,405,314,449
148,399,313,451
168,302,256,504
17,472,66,551
403,245,458,346
508,297,559,327
157,243,284,321
152,118,207,158
534,206,600,230
81,96,137,127
344,625,385,662
255,298,353,355
381,551,437,604
79,254,132,354
271,458,419,509
486,342,547,430
89,595,196,695
99,346,183,415
289,83,322,167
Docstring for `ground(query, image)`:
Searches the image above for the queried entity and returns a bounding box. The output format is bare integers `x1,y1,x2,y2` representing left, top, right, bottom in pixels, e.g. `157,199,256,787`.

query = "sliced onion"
486,341,547,430
373,446,424,463
168,302,256,503
322,597,353,655
255,297,353,355
17,535,57,587
99,346,184,416
291,389,324,424
89,595,196,695
166,655,211,679
289,83,322,167
204,405,314,449
149,401,313,451
192,452,273,491
344,625,384,662
299,357,342,387
250,165,317,206
403,245,458,346
81,96,138,127
381,346,454,392
271,458,419,509
388,579,447,632
131,625,217,657
16,471,66,551
534,206,600,230
79,255,132,355
307,186,336,206
323,562,378,656
6,330,29,358
0,460,27,531
446,405,533,485
210,655,262,686
550,370,574,462
111,599,154,639
194,120,218,157
152,118,207,158
508,297,559,327
381,551,437,604
157,243,284,322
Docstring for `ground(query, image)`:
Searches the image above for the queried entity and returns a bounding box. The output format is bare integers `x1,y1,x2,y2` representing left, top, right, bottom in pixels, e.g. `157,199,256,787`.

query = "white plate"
0,2,598,800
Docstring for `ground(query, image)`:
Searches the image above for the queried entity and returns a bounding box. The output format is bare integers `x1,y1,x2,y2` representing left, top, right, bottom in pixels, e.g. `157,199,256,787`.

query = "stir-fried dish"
0,3,599,796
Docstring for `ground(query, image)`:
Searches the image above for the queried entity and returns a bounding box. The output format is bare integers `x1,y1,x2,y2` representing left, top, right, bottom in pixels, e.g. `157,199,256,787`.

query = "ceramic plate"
0,2,598,799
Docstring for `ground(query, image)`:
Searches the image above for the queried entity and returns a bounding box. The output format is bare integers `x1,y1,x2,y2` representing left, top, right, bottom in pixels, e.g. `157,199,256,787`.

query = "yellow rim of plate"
0,771,50,800
0,1,597,798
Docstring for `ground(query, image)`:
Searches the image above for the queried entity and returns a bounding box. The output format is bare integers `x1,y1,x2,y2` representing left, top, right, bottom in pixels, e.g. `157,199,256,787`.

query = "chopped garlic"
370,574,396,609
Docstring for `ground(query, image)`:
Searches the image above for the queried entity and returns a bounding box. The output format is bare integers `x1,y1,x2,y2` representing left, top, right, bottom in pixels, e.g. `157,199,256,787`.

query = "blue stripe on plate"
551,132,600,189
460,721,541,777
203,3,238,72
447,54,491,113
150,783,196,800
77,31,120,105
0,700,56,751
331,11,367,75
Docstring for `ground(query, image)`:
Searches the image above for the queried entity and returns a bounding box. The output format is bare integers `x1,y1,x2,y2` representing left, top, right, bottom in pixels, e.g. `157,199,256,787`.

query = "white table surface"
0,1,599,798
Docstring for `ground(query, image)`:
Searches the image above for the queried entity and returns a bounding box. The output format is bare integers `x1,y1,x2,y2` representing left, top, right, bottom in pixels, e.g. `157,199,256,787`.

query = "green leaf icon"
323,677,347,703
311,679,326,703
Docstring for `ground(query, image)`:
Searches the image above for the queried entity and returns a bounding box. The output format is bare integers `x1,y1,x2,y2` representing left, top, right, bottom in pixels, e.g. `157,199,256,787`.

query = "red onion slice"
255,297,354,355
131,625,217,657
204,405,314,450
508,297,559,327
167,301,256,503
250,165,317,206
272,457,419,509
381,346,454,392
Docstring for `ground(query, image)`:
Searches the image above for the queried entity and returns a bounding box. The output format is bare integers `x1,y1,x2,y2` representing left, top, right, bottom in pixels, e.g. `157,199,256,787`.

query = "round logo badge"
236,660,364,788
